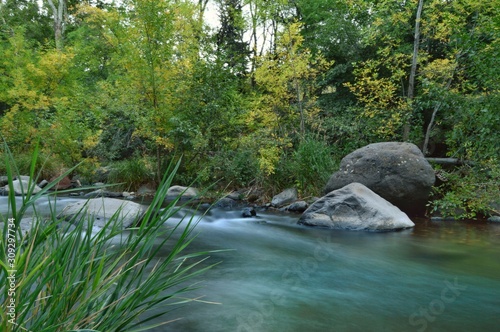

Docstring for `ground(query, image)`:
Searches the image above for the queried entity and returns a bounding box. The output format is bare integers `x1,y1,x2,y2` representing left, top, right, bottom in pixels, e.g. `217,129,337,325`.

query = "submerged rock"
488,216,500,223
298,182,414,231
84,189,124,199
215,197,239,209
283,201,309,213
242,207,257,218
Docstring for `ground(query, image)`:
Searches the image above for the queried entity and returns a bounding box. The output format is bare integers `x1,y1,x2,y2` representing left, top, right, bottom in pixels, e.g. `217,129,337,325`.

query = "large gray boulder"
299,183,414,231
324,142,435,215
59,198,146,230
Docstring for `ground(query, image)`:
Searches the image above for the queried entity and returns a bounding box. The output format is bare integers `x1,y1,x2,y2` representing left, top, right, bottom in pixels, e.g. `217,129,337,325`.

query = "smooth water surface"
147,209,500,332
2,197,498,331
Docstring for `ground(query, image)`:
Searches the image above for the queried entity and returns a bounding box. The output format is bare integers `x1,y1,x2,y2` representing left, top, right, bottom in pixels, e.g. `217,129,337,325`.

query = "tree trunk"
46,0,65,50
403,0,424,140
422,58,458,155
422,101,441,155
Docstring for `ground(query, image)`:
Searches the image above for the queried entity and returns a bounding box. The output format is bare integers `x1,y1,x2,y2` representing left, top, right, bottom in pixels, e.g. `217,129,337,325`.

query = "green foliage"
203,149,261,190
288,135,336,196
215,0,249,75
445,94,500,161
430,164,500,220
107,157,156,191
0,0,498,207
296,0,366,103
250,21,332,176
0,0,52,45
0,144,213,331
0,150,61,180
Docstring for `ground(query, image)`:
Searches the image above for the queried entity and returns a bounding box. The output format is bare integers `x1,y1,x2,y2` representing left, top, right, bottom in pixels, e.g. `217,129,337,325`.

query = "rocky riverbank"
2,142,499,226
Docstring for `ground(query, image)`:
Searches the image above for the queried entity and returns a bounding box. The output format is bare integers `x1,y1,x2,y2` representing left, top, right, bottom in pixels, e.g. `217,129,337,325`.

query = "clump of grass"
0,142,215,331
107,157,156,192
0,149,62,182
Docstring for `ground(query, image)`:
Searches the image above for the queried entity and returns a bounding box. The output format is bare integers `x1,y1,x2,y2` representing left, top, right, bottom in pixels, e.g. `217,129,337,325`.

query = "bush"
0,150,61,180
290,136,337,196
107,157,156,191
213,149,260,189
0,144,213,331
264,135,336,198
429,163,500,220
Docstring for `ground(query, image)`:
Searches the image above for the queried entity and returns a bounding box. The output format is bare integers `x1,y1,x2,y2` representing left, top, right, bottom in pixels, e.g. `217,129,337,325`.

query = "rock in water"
271,188,298,207
59,198,146,230
299,183,414,231
324,142,435,215
4,179,42,195
241,207,257,218
285,201,309,213
166,185,199,200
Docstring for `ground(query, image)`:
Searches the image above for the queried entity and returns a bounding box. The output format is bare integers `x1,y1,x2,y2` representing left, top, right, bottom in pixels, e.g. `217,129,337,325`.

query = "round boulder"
324,142,435,215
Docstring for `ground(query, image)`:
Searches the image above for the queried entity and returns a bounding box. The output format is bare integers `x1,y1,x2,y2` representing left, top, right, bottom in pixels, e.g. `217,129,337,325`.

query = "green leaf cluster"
0,0,498,208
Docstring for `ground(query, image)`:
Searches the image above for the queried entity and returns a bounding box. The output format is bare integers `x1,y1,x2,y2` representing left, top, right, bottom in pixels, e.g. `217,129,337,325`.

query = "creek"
2,197,499,331
145,208,500,332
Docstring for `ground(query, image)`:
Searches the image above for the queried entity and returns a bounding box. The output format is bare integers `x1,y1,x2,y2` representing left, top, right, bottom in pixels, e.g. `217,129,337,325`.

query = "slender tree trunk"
403,0,424,140
195,0,209,43
287,27,305,139
198,0,209,24
46,0,65,50
247,0,259,82
422,72,455,155
422,102,441,155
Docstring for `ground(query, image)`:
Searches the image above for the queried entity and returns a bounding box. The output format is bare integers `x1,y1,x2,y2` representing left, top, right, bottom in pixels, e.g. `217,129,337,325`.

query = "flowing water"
146,208,500,332
2,197,499,331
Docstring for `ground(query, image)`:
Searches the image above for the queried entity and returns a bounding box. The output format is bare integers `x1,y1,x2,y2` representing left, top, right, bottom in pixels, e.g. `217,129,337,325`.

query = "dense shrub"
107,157,156,191
429,163,500,220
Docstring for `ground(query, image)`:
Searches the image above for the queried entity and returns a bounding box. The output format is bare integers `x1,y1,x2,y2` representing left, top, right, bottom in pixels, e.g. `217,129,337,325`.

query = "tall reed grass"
0,142,214,331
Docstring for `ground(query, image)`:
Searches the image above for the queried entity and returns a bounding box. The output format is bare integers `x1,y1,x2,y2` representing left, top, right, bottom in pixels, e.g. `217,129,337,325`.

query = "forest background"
0,0,499,219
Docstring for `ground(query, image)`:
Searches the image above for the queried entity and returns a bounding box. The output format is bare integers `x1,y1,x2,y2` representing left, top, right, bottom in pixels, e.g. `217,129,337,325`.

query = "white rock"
59,198,146,230
299,183,414,231
4,179,42,195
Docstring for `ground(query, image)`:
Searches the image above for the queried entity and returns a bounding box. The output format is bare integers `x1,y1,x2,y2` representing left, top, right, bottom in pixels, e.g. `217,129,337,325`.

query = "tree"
295,0,365,102
215,0,249,75
404,0,424,140
0,0,52,44
252,22,331,174
46,0,66,50
346,0,499,155
344,0,416,140
0,25,100,170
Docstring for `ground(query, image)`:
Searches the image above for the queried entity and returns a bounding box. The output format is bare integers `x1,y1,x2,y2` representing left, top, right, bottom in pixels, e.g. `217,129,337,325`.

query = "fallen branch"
426,158,475,166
